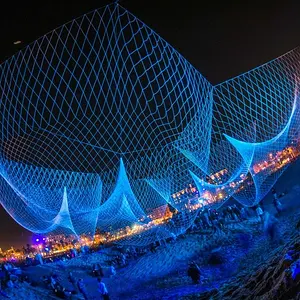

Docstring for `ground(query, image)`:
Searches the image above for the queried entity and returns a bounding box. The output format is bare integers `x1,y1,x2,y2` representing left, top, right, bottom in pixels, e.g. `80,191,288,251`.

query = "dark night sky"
0,0,299,249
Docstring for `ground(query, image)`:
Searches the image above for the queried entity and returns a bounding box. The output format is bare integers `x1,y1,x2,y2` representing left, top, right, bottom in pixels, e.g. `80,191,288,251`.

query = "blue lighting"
0,3,299,245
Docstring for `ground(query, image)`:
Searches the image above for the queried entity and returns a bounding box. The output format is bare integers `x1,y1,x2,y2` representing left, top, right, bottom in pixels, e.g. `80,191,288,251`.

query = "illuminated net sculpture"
0,3,299,244
210,49,300,206
0,4,212,242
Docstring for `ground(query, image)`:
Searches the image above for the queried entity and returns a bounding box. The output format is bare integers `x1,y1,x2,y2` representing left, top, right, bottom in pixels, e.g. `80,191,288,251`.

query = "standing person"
98,264,104,278
264,212,279,242
70,248,77,258
256,205,264,223
200,212,209,229
35,252,43,265
232,204,242,221
273,197,283,215
77,278,89,300
211,218,218,235
120,253,126,266
109,264,116,277
203,209,211,227
222,209,229,223
150,243,156,253
271,187,277,199
97,277,109,300
68,272,78,293
208,210,215,227
240,207,248,220
211,214,222,236
92,264,101,277
272,188,282,215
50,273,58,290
218,214,225,231
187,262,201,284
227,206,234,220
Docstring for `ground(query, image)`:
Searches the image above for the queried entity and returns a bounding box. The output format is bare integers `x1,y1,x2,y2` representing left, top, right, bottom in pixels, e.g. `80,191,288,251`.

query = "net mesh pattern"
0,3,299,243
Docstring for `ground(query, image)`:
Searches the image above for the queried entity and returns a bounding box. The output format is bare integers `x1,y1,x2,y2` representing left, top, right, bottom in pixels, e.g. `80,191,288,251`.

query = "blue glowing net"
211,49,300,206
0,3,299,244
0,4,212,243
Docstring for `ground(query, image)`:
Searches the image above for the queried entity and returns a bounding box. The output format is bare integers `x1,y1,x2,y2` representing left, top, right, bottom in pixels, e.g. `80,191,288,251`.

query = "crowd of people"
0,261,34,298
186,188,286,284
0,239,161,299
40,269,111,299
0,260,111,299
191,204,250,236
0,187,289,298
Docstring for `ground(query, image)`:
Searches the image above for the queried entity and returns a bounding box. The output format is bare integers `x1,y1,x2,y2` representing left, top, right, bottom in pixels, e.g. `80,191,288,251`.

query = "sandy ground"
1,160,300,300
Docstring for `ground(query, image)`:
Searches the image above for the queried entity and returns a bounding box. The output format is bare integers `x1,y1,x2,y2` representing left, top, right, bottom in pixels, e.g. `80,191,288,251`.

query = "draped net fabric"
0,3,299,244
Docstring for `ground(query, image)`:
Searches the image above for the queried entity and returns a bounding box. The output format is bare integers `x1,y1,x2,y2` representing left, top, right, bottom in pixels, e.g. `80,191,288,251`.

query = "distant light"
36,239,39,242
13,41,22,45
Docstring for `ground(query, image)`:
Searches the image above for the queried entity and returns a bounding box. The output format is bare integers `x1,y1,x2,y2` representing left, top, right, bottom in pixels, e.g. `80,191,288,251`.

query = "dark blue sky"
1,0,299,84
0,0,299,249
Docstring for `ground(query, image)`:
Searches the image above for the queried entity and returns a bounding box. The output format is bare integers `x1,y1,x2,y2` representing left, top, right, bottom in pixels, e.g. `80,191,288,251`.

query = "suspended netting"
0,3,299,245
210,49,300,207
0,4,212,243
